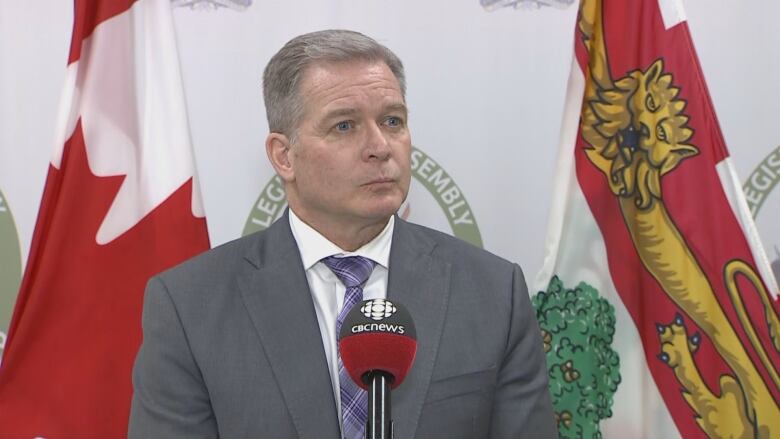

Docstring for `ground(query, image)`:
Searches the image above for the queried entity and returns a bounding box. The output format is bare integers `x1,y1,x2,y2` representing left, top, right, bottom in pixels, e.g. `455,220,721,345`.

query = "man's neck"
289,209,391,252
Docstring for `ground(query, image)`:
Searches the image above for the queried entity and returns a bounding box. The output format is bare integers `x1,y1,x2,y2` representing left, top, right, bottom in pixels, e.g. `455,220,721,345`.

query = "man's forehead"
297,59,405,114
299,59,401,94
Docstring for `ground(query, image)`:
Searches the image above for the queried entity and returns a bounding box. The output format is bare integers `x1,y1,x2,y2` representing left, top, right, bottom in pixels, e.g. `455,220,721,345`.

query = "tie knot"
321,256,376,288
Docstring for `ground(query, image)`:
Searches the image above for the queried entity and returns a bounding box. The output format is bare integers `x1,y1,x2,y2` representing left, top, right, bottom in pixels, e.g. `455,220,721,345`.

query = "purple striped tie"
322,256,376,439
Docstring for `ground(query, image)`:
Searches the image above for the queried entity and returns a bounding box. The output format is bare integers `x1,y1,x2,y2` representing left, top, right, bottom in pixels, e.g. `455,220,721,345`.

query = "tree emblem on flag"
533,277,620,438
577,0,780,437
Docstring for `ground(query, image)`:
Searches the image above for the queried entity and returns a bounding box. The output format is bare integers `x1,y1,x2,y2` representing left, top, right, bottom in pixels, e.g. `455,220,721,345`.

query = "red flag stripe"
69,0,137,64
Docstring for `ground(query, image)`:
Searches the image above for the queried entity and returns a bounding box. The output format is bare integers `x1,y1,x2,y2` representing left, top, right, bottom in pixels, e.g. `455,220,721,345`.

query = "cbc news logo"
361,299,397,321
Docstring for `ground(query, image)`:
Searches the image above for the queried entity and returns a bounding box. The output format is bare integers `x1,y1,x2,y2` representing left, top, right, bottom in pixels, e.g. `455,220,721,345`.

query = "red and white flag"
0,0,210,437
534,0,780,437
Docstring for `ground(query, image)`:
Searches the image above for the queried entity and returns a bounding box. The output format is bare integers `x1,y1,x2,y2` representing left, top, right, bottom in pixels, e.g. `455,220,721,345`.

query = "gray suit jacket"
128,214,556,438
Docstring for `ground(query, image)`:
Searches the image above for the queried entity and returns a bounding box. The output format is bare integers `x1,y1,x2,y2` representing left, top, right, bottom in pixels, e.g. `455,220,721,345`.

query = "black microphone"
338,298,417,439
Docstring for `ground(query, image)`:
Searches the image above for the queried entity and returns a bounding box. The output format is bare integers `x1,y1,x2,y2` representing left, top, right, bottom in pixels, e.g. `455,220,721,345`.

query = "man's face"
280,60,411,231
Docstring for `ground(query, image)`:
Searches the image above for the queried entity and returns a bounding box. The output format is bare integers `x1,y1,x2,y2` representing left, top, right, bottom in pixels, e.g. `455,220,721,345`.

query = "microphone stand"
364,370,393,439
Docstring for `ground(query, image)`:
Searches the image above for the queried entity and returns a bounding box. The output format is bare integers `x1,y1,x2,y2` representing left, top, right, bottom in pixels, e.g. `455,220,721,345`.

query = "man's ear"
266,133,294,182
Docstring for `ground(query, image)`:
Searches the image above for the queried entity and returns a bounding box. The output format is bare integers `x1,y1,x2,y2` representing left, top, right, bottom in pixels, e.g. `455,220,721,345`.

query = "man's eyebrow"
322,108,359,121
320,103,408,122
385,103,408,116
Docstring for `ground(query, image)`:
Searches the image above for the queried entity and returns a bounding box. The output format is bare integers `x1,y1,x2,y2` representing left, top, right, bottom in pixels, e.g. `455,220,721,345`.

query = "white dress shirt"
288,209,394,425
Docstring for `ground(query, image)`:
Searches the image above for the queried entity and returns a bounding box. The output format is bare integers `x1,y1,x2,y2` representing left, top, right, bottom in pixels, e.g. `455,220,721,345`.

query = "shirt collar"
288,209,394,271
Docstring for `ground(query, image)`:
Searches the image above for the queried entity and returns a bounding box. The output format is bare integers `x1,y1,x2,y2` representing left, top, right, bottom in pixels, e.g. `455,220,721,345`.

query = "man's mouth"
365,177,395,186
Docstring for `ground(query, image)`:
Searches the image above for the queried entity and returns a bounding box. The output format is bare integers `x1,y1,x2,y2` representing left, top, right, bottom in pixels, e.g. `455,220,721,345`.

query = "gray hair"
262,29,406,137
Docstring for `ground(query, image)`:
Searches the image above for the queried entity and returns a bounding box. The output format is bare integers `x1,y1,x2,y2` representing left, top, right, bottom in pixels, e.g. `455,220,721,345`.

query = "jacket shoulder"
149,227,280,302
400,220,515,270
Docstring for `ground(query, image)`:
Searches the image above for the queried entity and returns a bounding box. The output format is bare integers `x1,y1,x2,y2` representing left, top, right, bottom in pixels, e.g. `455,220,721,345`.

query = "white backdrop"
1,0,778,363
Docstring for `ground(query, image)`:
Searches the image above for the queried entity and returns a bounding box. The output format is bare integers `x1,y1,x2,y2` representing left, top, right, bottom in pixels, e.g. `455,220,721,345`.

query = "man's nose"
363,122,391,161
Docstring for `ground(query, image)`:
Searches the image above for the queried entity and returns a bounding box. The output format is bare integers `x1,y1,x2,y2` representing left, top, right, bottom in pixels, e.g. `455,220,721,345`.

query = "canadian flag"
0,0,210,437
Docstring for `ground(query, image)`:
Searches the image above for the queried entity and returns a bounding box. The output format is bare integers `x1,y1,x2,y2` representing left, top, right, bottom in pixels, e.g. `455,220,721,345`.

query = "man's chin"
358,200,405,222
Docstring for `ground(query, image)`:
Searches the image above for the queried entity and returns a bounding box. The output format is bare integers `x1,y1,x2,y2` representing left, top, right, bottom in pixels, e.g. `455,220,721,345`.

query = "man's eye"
385,116,403,127
335,121,352,132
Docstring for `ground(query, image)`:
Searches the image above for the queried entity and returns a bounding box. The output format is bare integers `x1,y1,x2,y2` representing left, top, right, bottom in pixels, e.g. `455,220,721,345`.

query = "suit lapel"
237,214,341,439
387,219,452,439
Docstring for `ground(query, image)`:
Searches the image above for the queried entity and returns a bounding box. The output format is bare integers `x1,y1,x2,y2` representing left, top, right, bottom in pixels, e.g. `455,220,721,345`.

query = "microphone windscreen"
338,298,417,390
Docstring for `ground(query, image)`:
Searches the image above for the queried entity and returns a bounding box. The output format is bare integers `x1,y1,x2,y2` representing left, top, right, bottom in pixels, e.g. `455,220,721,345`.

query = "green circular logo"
0,188,23,355
743,144,780,281
743,144,780,218
243,146,483,247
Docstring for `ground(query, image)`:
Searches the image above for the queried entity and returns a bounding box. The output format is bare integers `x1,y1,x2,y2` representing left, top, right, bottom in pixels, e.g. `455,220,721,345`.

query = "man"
129,30,556,439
